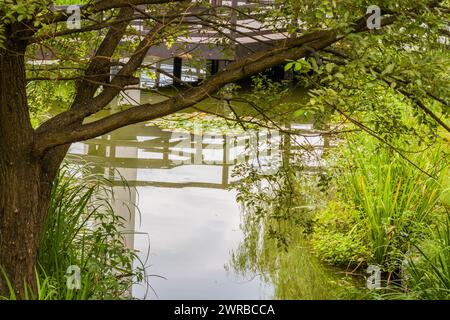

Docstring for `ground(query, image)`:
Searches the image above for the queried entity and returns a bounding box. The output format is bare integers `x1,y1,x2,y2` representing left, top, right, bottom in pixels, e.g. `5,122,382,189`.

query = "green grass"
311,201,372,268
1,162,146,300
400,212,450,299
333,136,447,272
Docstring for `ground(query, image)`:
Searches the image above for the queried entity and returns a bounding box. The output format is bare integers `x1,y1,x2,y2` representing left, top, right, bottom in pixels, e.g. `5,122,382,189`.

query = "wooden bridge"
69,123,275,189
39,1,290,87
140,0,289,84
139,1,286,59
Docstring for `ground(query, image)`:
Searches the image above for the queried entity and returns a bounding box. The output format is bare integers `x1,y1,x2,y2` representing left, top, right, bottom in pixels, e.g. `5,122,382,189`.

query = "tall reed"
402,212,450,299
335,136,446,272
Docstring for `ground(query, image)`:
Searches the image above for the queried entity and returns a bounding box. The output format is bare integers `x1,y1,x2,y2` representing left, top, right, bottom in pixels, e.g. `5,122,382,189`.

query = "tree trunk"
0,41,58,298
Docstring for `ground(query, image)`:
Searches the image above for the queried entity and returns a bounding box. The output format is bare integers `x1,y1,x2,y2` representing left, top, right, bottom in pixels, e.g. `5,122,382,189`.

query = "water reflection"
66,86,325,299
68,119,279,299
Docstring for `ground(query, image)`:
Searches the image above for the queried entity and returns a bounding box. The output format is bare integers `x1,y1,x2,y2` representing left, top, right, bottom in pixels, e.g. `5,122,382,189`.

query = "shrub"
312,201,372,267
325,135,446,273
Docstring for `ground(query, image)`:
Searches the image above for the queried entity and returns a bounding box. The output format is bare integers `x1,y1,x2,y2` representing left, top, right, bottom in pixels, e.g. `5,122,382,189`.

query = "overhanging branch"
33,30,340,154
33,12,402,155
43,0,190,24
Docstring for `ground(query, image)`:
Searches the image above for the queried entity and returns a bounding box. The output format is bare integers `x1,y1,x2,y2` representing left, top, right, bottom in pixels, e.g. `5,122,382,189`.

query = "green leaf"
284,62,294,71
293,109,305,118
383,64,395,75
326,63,334,73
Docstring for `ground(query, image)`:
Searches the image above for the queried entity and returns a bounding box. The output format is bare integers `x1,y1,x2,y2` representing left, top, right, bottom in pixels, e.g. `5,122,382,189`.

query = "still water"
65,86,322,299
67,117,278,299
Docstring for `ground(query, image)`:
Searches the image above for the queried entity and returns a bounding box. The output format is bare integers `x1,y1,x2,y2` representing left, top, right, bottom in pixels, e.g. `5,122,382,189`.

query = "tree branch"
33,12,401,154
34,30,340,154
43,0,190,24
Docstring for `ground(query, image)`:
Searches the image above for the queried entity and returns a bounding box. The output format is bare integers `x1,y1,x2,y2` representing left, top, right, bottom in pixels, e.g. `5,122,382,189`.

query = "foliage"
279,0,450,143
27,80,75,127
311,201,372,267
0,267,59,300
327,135,448,274
399,212,450,299
1,162,145,300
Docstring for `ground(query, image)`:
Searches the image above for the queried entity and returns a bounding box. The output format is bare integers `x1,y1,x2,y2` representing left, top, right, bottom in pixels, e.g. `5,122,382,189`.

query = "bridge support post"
221,134,230,186
196,62,205,83
209,59,219,75
155,61,161,88
173,57,183,86
208,60,229,76
271,65,286,82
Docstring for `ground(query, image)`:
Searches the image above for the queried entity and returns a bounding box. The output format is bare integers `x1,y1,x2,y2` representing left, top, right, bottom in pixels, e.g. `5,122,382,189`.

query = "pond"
66,90,324,300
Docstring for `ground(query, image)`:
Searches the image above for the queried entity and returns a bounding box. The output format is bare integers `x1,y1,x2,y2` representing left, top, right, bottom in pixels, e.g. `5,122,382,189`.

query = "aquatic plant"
400,212,450,299
313,131,448,283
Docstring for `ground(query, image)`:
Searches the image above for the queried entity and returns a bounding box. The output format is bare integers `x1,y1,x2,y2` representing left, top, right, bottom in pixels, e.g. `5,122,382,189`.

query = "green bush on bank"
311,201,372,267
311,133,448,297
399,212,450,299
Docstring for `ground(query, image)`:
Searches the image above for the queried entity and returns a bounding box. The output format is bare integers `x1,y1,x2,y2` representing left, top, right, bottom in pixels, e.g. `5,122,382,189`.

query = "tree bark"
0,41,57,298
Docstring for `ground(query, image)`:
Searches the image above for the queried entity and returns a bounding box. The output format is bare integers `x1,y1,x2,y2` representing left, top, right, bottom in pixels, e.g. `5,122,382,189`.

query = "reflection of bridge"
67,106,325,252
70,124,229,189
68,115,284,248
68,119,325,190
68,121,285,190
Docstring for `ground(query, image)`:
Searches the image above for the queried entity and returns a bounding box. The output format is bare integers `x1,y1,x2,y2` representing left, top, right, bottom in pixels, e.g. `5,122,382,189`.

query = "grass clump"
1,162,145,300
399,212,450,299
311,201,372,268
312,133,449,297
